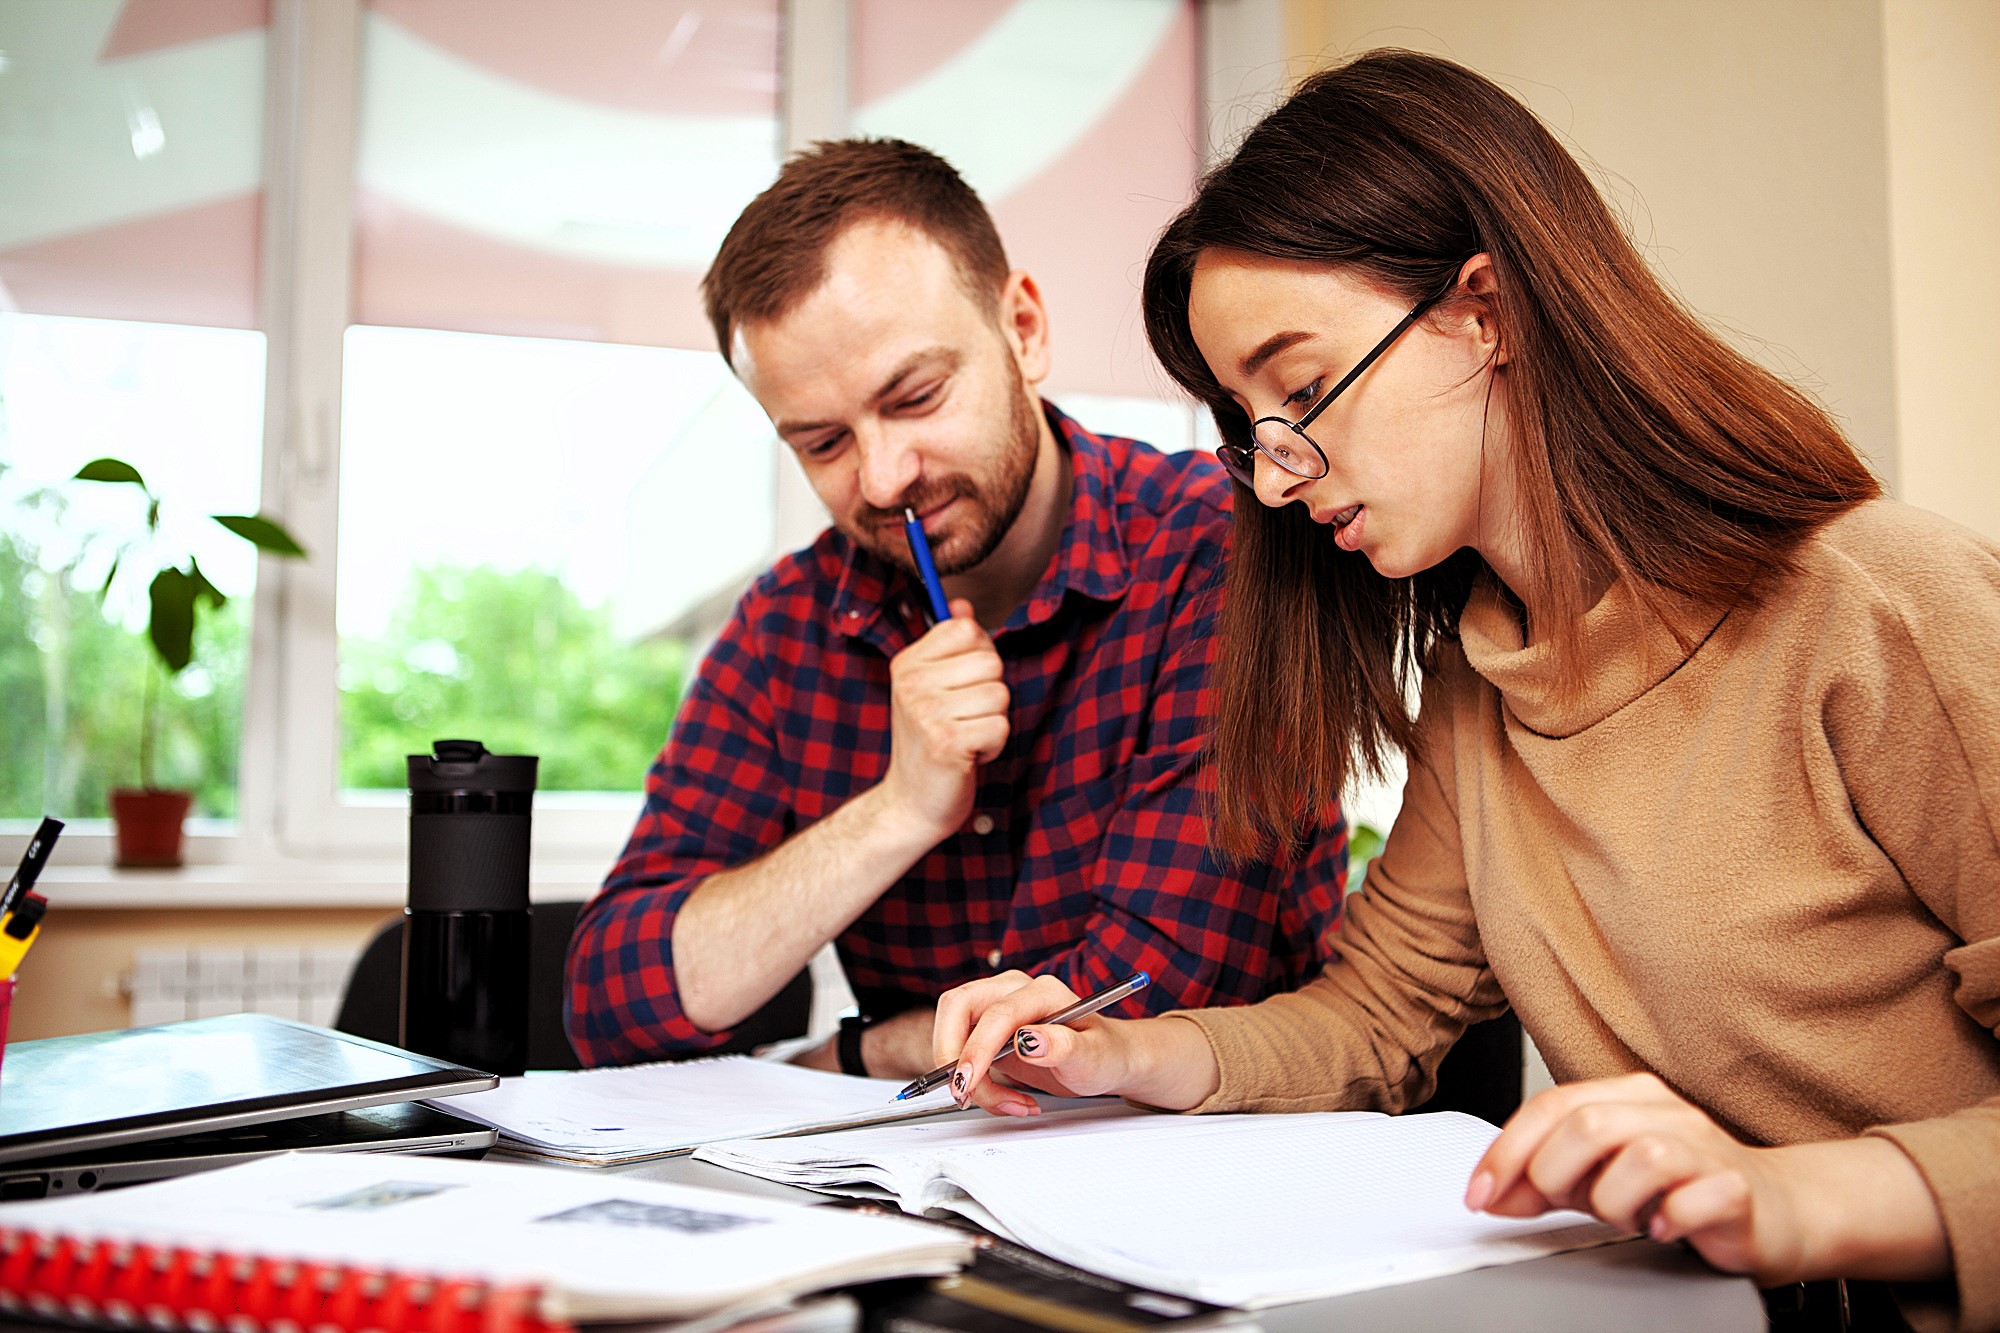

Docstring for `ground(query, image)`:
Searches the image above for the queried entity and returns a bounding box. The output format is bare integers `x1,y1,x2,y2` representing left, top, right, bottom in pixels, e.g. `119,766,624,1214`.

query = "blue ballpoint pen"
902,506,952,624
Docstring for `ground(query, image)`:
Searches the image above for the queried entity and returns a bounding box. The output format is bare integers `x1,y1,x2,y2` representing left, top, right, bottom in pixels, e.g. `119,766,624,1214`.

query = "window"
333,2,784,803
2,0,1282,868
0,1,269,826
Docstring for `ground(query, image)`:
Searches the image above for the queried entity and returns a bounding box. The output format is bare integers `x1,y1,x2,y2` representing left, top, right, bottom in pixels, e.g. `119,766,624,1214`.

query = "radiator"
127,946,363,1029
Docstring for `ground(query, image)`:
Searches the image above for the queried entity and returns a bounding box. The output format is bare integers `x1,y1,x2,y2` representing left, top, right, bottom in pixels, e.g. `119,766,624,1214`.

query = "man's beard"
845,369,1042,579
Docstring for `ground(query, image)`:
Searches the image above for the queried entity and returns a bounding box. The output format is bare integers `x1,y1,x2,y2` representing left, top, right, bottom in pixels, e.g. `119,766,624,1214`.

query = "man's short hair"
701,138,1011,364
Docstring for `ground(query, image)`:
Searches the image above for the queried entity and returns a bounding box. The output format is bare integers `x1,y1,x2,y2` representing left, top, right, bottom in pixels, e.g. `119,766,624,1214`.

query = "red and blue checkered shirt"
565,407,1347,1065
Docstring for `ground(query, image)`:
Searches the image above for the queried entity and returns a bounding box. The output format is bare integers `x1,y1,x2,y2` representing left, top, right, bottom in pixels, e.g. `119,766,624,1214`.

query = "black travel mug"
401,739,536,1075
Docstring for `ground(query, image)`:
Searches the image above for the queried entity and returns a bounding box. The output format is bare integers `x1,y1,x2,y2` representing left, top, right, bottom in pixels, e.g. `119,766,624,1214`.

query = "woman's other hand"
1466,1072,1948,1286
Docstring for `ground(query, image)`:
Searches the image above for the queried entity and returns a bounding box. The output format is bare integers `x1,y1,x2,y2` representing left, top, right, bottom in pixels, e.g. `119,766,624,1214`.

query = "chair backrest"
333,901,814,1069
1413,1011,1524,1126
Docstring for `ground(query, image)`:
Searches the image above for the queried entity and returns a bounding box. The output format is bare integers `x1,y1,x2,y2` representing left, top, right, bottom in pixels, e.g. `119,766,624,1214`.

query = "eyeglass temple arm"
1295,292,1446,434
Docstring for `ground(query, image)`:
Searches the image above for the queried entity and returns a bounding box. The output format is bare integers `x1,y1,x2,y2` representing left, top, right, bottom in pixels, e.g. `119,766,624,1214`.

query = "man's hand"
1467,1072,1949,1286
787,1008,939,1080
880,598,1008,842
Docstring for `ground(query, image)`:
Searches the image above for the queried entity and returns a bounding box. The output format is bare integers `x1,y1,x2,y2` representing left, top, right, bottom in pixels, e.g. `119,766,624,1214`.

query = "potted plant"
73,458,306,867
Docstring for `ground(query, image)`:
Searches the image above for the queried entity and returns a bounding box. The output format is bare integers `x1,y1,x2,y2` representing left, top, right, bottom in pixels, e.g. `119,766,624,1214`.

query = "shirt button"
972,814,995,835
986,949,1003,968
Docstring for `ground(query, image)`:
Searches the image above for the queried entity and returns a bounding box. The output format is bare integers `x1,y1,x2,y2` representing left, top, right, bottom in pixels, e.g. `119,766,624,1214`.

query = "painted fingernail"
1464,1171,1494,1211
950,1065,970,1104
1015,1029,1042,1056
1649,1212,1670,1242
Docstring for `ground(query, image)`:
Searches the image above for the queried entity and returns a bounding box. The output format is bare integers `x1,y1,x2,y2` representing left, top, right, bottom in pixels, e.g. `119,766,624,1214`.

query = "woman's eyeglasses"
1217,289,1449,489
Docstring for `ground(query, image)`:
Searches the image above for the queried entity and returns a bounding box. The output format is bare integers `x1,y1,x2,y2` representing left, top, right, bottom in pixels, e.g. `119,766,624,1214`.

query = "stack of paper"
694,1106,1623,1308
427,1056,953,1165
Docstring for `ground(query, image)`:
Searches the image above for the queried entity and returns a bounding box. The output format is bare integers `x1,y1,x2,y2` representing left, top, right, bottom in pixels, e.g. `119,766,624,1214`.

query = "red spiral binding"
0,1228,575,1333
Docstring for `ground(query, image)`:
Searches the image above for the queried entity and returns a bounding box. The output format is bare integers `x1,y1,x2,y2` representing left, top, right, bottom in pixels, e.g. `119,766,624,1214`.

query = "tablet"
0,1013,497,1166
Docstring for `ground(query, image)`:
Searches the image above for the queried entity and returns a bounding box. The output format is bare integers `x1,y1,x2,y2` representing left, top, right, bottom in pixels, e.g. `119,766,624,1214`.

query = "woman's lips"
1332,504,1366,551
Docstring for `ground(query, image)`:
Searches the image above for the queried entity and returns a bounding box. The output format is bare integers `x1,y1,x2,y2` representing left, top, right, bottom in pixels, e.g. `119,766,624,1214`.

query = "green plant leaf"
74,457,147,488
148,567,197,674
212,513,307,558
187,557,228,610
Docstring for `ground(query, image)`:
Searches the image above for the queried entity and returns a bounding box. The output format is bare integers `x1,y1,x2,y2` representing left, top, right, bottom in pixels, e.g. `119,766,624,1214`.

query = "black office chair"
1412,1011,1524,1126
334,900,814,1069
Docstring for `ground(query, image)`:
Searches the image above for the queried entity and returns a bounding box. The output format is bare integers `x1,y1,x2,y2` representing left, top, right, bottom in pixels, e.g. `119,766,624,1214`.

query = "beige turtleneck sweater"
1171,499,2000,1327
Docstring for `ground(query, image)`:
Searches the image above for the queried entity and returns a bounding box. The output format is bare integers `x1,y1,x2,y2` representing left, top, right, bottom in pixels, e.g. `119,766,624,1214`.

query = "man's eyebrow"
872,347,958,403
773,348,960,439
1239,330,1316,379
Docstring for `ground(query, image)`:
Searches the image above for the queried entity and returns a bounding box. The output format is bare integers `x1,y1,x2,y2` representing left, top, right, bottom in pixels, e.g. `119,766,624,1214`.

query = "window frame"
5,0,1284,872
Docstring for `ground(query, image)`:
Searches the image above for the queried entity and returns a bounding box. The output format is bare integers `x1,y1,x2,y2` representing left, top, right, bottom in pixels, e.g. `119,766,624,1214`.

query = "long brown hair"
1144,51,1882,860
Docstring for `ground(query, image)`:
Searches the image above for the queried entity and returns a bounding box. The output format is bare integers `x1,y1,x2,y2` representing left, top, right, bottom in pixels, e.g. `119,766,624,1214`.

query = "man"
564,139,1346,1077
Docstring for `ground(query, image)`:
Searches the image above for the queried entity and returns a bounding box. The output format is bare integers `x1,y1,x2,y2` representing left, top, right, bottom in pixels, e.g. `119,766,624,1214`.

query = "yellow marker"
0,893,47,981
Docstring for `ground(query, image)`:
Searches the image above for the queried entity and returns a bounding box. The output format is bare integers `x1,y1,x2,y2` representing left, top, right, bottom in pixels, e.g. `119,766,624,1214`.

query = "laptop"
0,1013,499,1191
9,1102,497,1196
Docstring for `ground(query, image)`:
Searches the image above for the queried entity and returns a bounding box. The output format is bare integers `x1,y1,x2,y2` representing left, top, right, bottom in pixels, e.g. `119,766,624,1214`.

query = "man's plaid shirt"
565,406,1346,1065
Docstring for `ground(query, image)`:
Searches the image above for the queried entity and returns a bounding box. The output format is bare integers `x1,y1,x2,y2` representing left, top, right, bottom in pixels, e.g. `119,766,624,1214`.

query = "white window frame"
5,0,1282,873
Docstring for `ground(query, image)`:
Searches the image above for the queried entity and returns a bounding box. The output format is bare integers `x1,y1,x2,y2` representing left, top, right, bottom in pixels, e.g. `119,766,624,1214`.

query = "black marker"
0,817,62,919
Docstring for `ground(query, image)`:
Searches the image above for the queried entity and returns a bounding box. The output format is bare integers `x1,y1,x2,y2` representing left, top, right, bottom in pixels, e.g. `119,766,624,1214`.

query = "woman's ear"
1455,253,1508,366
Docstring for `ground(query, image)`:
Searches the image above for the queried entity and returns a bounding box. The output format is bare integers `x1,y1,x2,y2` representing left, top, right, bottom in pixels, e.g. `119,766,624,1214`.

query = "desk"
611,1137,1767,1332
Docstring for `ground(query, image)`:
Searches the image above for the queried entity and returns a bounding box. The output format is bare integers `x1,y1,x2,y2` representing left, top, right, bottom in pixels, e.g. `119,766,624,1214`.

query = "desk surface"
610,1132,1766,1333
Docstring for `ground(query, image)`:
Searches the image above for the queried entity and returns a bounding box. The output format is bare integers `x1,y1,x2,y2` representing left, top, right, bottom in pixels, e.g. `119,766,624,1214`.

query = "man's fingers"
945,682,1010,723
963,718,1010,765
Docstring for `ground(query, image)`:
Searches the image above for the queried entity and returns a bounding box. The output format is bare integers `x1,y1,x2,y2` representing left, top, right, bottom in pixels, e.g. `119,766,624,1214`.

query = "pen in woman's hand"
895,971,1150,1101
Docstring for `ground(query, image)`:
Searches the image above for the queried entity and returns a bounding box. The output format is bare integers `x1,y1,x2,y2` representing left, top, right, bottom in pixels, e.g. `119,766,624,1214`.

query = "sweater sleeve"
1830,521,2000,1331
1169,662,1510,1113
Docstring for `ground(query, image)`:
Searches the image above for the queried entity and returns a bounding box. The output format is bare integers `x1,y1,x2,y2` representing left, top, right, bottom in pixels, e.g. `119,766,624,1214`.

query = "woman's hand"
1466,1072,1949,1286
930,971,1221,1115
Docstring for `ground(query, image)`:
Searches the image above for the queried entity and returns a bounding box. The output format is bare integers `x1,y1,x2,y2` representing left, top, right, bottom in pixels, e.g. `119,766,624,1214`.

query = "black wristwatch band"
837,1014,872,1077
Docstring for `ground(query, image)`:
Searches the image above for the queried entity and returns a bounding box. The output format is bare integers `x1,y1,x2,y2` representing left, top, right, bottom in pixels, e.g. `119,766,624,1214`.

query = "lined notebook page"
699,1108,1621,1307
430,1057,946,1161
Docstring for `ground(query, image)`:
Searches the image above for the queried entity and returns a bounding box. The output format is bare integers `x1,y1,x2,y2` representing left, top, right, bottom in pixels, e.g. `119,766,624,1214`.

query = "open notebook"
693,1105,1624,1309
426,1056,952,1165
0,1149,971,1332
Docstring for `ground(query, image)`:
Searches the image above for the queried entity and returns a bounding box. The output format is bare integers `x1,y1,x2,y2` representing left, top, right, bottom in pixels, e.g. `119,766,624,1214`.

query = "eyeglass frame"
1219,284,1453,489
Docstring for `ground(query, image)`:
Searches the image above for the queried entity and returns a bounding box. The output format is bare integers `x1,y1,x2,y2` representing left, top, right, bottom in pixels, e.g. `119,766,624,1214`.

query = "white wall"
1884,0,2000,543
1286,0,1902,485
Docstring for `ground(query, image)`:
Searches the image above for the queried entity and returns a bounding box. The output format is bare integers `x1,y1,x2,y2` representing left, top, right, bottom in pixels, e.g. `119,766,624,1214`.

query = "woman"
932,50,2000,1331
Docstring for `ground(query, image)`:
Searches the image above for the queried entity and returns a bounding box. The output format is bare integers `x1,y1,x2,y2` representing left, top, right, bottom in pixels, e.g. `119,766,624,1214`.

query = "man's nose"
855,424,922,510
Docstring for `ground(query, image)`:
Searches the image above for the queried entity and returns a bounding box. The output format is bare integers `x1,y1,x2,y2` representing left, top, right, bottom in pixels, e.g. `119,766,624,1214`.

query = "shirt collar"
829,401,1133,644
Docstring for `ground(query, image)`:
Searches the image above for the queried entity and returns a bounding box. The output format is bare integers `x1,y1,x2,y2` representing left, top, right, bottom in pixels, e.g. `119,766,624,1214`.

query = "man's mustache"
859,477,979,530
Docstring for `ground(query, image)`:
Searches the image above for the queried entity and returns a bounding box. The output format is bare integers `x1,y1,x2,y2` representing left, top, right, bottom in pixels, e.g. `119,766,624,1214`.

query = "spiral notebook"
0,1149,973,1333
428,1056,953,1165
694,1105,1624,1308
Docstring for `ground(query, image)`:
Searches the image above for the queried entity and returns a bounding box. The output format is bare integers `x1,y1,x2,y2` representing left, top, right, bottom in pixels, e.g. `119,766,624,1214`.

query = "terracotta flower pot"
109,788,193,868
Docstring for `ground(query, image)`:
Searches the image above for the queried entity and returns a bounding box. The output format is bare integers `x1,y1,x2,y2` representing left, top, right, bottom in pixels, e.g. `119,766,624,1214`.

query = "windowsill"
38,862,609,910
